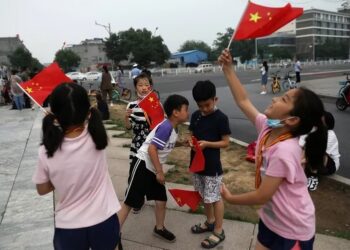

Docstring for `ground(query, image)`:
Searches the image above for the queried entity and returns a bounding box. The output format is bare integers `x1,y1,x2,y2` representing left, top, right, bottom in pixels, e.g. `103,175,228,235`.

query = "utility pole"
95,21,111,36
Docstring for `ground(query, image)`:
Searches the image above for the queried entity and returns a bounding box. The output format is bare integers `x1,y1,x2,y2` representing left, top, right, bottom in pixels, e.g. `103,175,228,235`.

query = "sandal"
191,221,215,234
201,230,225,249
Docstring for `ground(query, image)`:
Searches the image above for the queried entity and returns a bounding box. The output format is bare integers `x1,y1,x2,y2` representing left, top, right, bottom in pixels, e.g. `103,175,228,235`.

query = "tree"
179,40,213,61
104,28,170,66
212,28,255,63
8,47,33,70
54,49,81,72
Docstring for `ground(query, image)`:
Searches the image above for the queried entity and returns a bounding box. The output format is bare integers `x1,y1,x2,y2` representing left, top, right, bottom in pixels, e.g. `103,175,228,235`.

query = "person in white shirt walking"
260,61,268,95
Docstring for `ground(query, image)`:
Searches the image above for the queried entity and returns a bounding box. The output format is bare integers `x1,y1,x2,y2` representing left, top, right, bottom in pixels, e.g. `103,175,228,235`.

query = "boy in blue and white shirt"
118,94,189,243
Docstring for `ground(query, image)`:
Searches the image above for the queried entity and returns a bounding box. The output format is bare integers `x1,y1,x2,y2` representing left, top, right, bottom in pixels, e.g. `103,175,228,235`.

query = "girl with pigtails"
219,49,327,250
32,83,121,250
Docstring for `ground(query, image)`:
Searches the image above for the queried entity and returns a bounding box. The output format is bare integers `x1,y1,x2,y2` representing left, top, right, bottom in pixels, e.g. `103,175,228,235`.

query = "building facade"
170,50,208,67
296,8,350,60
66,38,112,71
0,35,26,66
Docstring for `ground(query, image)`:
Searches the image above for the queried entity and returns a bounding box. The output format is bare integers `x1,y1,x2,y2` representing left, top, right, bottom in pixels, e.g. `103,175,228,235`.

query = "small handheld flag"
19,62,73,106
168,189,202,211
189,136,205,173
233,1,303,41
138,91,165,130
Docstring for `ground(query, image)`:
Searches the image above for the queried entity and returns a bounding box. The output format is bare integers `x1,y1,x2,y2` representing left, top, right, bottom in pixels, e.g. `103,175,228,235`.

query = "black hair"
323,111,335,130
192,80,216,102
290,87,328,172
263,61,268,72
163,94,189,118
42,83,108,157
133,72,153,86
96,92,103,102
102,65,108,73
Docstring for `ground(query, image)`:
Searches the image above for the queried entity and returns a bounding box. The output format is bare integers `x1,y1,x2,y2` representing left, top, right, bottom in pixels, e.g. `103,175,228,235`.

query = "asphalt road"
87,64,350,178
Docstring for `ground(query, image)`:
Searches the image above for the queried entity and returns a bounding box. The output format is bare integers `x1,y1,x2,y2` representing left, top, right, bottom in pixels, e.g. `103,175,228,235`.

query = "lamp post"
153,27,159,36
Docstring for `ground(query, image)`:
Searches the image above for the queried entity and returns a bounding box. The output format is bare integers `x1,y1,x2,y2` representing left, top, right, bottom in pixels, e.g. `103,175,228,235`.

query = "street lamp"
153,27,159,36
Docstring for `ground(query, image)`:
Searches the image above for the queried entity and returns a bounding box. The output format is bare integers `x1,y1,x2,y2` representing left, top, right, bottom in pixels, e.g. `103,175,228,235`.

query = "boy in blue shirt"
189,81,231,249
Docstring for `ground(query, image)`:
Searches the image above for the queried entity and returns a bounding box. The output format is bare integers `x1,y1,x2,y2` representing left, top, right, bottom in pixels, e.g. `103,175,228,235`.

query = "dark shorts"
54,214,120,250
257,219,314,250
124,158,167,209
261,74,268,85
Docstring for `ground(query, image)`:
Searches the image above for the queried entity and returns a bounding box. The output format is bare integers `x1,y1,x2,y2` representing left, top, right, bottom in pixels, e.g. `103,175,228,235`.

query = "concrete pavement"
0,76,350,249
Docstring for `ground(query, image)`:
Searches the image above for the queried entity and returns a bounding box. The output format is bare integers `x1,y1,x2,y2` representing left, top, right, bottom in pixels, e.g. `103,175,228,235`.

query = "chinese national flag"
20,62,73,105
233,1,303,40
138,91,165,130
189,136,205,173
168,189,202,211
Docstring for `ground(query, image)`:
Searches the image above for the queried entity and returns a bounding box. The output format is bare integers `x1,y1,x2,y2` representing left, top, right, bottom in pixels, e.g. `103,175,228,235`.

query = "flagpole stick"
16,82,48,114
226,0,250,49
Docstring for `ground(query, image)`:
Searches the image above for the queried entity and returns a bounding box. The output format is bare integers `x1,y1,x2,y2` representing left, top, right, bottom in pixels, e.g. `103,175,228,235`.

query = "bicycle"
271,71,281,94
336,73,350,111
282,71,297,90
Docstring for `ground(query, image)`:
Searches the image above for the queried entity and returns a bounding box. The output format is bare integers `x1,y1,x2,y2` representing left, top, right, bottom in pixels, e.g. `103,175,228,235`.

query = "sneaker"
260,91,267,95
308,176,319,191
153,226,176,242
132,207,142,214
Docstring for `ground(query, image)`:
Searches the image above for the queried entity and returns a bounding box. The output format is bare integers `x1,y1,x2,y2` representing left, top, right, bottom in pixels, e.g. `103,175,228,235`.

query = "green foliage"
212,27,255,63
54,49,81,72
8,47,33,70
8,47,43,71
316,38,349,60
179,40,214,61
104,28,170,66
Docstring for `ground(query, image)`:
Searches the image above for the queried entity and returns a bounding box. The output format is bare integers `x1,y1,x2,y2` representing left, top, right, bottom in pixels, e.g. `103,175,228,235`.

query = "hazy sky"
1,0,343,63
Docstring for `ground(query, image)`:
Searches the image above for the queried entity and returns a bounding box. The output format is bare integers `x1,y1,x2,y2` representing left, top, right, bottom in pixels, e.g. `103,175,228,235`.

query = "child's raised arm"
218,49,259,125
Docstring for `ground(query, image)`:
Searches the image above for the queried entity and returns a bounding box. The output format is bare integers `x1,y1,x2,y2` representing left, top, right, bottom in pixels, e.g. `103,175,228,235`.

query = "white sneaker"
260,91,267,95
110,103,114,107
308,176,319,191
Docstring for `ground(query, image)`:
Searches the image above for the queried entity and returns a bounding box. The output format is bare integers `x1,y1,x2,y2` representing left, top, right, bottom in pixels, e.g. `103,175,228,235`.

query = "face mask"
266,117,295,128
266,119,284,128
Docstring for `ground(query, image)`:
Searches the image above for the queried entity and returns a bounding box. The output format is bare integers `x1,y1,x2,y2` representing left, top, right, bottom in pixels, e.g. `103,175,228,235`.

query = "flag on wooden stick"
20,62,73,106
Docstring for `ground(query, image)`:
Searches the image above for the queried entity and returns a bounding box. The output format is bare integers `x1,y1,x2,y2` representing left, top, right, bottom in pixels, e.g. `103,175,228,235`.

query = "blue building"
170,50,208,67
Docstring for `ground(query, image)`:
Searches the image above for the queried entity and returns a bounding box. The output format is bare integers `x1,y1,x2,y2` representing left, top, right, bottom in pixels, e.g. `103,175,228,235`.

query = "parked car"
66,72,86,81
85,71,102,82
194,64,214,73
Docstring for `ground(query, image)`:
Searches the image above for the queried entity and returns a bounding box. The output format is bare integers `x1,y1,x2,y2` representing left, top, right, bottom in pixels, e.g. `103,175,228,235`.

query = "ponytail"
42,113,65,158
88,107,108,150
290,88,328,172
304,121,328,172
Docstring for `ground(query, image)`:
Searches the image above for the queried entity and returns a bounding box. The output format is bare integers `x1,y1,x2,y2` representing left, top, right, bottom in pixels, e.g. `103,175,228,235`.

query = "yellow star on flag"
148,97,154,102
249,12,262,23
267,12,272,20
176,197,182,203
26,87,33,93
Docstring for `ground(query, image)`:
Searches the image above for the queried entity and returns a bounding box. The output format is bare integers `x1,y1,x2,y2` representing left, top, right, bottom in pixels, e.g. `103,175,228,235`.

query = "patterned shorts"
192,174,222,204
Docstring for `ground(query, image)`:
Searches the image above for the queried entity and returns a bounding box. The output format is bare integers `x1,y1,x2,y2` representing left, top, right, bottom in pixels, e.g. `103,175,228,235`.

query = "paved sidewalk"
0,76,349,249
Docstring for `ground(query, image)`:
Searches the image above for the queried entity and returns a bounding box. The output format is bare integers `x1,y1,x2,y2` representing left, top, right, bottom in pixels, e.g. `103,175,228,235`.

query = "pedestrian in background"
10,69,24,110
100,65,113,105
260,61,269,95
294,60,302,83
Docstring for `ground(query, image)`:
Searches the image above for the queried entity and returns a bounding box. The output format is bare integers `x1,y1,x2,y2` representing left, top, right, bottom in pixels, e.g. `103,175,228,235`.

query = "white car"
66,72,86,81
85,71,102,82
194,64,214,73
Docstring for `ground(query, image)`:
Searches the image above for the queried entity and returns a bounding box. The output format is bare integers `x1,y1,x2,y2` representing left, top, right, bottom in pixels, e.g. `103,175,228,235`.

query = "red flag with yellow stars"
138,91,165,130
233,1,303,40
168,189,202,211
189,136,205,173
20,62,73,105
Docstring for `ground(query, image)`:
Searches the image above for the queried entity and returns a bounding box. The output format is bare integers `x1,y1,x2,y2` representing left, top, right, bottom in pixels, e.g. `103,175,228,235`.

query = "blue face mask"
266,119,284,128
266,117,295,128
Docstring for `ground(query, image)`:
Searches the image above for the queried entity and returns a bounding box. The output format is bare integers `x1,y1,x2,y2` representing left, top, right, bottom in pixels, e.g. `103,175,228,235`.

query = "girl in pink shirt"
32,83,121,250
218,49,327,250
